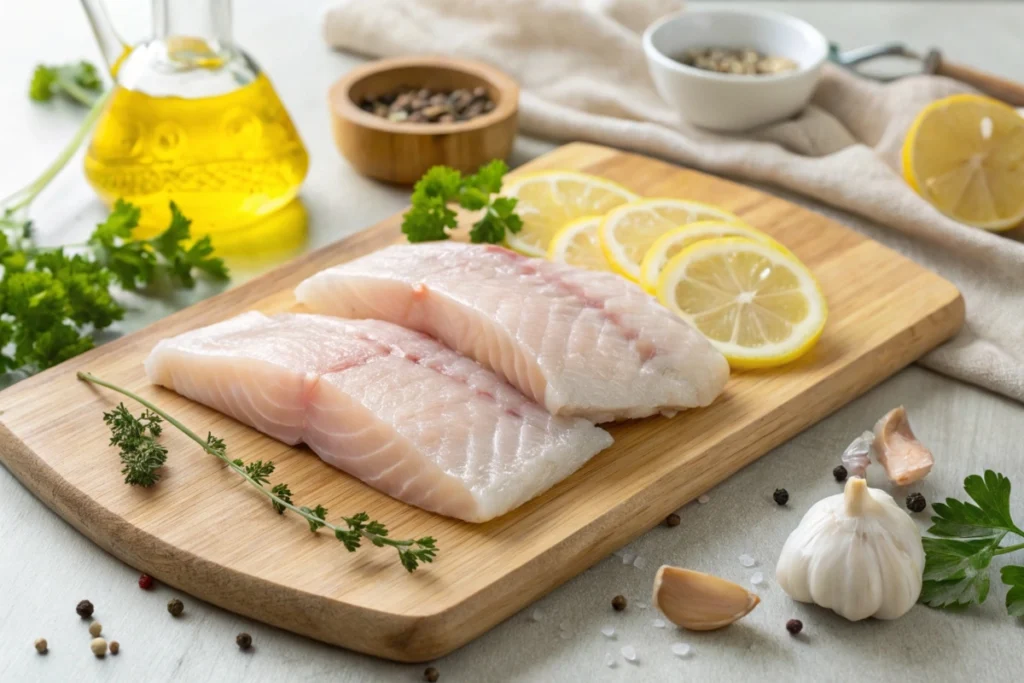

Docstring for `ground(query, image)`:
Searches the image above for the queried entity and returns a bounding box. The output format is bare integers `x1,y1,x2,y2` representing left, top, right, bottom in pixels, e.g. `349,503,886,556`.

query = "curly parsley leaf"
402,161,521,244
469,196,522,244
89,199,229,291
920,470,1024,614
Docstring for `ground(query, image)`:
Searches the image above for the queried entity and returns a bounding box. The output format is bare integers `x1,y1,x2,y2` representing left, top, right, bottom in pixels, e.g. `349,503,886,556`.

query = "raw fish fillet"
145,312,611,522
295,243,729,422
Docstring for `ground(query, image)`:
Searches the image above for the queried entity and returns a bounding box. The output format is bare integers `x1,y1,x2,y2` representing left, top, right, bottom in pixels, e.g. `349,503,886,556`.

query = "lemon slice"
639,220,778,293
902,93,1024,231
599,198,742,281
547,215,612,270
501,171,638,257
657,238,827,368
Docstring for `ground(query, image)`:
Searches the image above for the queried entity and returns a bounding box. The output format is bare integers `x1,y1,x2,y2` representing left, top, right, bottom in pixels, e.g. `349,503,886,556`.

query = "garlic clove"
652,566,760,631
873,406,934,485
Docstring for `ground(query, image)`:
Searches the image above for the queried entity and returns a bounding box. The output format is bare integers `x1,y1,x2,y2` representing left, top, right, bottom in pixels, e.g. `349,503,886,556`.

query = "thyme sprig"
80,371,438,572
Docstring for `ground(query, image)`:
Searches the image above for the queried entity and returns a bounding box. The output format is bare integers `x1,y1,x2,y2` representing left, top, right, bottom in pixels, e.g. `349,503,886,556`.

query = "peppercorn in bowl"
329,55,519,184
642,8,828,131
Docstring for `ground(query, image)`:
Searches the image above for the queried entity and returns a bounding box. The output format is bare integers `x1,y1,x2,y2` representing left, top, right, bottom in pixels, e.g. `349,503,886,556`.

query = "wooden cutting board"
0,143,963,662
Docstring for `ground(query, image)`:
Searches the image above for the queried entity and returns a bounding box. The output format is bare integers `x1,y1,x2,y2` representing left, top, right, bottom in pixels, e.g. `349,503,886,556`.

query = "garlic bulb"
776,477,924,621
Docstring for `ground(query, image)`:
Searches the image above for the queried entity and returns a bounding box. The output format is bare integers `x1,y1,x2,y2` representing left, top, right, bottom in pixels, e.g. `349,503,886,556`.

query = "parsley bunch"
920,470,1024,616
0,201,228,372
82,372,438,572
401,160,523,244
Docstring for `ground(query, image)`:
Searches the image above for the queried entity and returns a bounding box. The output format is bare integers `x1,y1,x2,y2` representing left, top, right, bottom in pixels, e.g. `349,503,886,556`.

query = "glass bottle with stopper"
79,0,309,238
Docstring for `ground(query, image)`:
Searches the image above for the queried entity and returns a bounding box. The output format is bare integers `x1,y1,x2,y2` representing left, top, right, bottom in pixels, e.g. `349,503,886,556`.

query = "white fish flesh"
295,243,729,422
145,312,612,522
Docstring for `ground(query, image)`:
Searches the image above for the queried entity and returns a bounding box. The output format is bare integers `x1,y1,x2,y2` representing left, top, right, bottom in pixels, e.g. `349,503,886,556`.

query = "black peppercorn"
833,465,848,482
236,632,252,650
167,598,185,617
424,666,440,682
773,488,789,506
611,594,627,611
786,618,803,635
665,513,681,527
906,492,927,513
76,600,94,619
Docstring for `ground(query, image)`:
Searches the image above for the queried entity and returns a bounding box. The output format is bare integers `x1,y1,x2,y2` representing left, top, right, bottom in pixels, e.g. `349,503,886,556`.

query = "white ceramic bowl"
643,9,829,132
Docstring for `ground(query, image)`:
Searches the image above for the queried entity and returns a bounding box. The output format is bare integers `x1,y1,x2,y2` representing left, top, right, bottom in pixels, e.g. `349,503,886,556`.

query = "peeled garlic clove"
873,406,933,485
652,566,760,631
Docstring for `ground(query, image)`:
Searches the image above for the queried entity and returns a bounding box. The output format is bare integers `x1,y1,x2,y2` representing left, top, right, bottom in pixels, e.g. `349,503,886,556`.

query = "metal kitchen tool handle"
831,42,1024,107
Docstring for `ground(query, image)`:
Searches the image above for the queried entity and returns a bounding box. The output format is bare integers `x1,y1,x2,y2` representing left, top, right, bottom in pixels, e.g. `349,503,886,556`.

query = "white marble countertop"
2,2,1023,681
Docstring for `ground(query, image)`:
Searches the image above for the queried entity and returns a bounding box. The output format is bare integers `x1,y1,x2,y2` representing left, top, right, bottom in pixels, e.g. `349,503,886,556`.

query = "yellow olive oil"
84,74,309,238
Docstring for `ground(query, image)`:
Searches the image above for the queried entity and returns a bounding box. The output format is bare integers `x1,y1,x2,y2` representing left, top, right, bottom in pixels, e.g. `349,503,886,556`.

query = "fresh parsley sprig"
80,372,439,572
920,470,1024,615
401,160,523,244
29,61,104,107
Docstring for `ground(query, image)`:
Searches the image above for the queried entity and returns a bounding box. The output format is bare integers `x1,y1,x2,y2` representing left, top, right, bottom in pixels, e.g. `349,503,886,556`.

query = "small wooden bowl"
329,56,520,185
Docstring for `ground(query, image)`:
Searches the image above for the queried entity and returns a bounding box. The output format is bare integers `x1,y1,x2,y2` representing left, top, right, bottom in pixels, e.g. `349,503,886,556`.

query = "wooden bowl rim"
329,55,520,136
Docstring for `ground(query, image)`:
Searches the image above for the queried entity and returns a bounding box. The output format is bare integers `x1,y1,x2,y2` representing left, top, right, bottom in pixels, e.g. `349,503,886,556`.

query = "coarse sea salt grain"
622,552,636,565
637,602,649,610
621,645,638,662
653,619,666,629
530,609,543,622
739,553,756,568
697,494,711,504
605,652,616,668
601,626,616,638
633,555,647,569
751,571,765,586
672,643,692,658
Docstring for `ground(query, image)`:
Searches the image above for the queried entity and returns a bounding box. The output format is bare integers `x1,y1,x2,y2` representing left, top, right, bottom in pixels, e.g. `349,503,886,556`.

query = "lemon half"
902,93,1024,231
599,198,742,282
656,238,827,368
501,171,638,257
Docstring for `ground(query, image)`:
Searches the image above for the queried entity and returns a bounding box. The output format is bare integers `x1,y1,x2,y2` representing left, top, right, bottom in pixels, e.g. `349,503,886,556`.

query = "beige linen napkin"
324,0,1024,403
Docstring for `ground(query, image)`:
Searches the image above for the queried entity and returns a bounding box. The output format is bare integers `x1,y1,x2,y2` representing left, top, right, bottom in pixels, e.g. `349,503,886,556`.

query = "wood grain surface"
0,143,964,662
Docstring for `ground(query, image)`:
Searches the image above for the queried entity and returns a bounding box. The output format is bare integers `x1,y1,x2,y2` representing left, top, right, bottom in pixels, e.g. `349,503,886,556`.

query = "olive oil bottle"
80,0,309,238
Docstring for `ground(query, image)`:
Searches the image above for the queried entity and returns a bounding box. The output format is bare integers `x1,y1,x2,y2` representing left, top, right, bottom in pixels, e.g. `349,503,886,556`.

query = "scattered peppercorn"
833,465,848,482
786,618,803,635
138,573,154,590
611,595,627,611
665,513,681,527
167,598,184,617
236,632,252,650
424,666,440,682
90,637,107,657
34,638,48,654
76,600,94,619
89,621,103,637
906,492,927,513
359,86,495,124
773,488,789,506
109,641,120,655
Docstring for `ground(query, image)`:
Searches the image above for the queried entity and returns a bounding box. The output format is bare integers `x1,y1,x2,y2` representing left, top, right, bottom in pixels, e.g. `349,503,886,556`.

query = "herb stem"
2,90,110,213
994,542,1024,556
77,371,434,567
